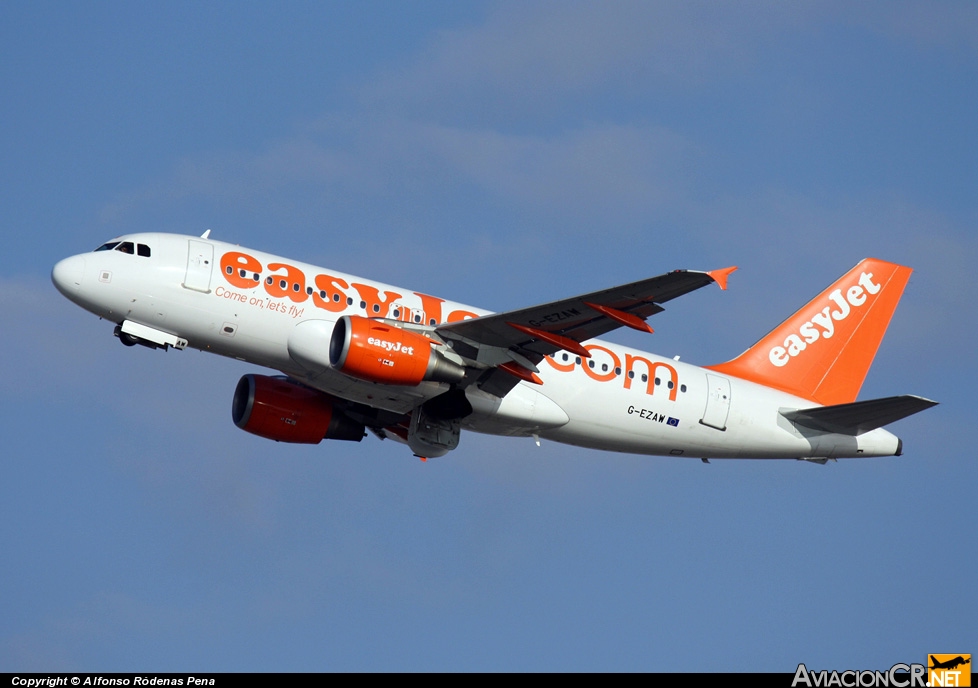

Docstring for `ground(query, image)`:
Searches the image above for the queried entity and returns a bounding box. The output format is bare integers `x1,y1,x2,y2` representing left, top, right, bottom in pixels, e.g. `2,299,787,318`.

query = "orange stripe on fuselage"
216,250,478,324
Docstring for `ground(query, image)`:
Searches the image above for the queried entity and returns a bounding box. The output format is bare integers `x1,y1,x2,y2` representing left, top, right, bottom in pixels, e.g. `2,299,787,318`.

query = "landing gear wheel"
115,325,139,347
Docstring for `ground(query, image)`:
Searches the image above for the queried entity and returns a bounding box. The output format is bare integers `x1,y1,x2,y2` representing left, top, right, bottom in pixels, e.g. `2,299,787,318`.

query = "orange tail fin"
707,258,912,405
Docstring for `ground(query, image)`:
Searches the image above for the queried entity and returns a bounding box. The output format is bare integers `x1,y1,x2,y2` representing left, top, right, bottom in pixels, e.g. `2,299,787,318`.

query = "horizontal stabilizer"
781,395,938,436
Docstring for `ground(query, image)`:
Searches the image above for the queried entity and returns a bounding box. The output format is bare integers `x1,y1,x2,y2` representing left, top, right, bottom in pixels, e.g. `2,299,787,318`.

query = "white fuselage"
52,233,901,459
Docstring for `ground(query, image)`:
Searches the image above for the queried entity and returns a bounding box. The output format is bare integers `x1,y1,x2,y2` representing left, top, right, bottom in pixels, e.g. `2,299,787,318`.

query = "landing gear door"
183,240,214,293
700,373,731,431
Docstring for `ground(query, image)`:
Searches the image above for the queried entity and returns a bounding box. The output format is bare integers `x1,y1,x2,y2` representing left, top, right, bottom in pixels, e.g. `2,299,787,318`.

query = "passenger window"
137,244,151,257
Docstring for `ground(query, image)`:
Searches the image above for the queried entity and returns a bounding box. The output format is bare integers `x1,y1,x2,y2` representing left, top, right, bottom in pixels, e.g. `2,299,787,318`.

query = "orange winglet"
707,266,738,291
584,302,654,334
499,361,544,385
506,322,591,358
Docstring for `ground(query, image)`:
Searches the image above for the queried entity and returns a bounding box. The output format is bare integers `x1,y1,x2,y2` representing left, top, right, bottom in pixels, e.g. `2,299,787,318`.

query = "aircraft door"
700,373,731,431
183,240,214,293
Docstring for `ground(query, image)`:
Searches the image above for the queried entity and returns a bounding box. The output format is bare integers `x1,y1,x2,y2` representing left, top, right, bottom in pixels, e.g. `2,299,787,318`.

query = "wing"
435,267,736,397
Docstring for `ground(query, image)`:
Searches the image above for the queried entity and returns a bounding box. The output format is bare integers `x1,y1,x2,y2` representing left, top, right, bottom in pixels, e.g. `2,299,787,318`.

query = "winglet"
707,266,738,291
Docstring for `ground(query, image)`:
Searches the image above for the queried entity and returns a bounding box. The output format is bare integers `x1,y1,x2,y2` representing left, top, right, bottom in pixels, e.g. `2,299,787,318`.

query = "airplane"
930,656,971,671
51,231,937,461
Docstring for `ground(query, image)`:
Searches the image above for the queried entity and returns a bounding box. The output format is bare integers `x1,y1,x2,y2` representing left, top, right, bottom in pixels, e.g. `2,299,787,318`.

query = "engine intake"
232,374,364,443
329,315,465,386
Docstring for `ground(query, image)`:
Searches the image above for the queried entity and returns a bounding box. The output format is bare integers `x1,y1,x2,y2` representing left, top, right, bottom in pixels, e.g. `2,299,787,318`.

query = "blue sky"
2,1,975,672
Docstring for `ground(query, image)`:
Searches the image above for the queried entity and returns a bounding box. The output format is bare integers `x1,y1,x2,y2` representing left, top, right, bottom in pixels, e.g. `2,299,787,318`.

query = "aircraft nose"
51,255,86,295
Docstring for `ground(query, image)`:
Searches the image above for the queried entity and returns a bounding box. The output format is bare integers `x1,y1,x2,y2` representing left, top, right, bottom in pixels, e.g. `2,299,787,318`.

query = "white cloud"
94,1,976,266
417,121,691,214
363,1,813,112
99,137,351,226
84,0,978,372
99,115,695,246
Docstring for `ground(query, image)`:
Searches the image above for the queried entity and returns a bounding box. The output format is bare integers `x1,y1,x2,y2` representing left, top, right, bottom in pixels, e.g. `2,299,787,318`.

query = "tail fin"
707,258,912,405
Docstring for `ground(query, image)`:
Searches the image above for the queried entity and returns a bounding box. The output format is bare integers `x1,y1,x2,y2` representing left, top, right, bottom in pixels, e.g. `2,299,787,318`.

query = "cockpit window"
94,240,150,256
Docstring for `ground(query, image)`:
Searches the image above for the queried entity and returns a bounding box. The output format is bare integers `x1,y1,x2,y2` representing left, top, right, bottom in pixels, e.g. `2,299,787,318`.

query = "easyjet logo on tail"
707,258,912,406
769,271,882,368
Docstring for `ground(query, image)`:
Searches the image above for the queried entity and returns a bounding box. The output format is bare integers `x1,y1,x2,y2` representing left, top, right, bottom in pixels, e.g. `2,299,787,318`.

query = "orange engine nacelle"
328,315,465,386
232,374,364,443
